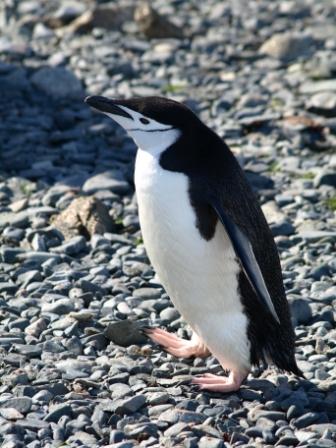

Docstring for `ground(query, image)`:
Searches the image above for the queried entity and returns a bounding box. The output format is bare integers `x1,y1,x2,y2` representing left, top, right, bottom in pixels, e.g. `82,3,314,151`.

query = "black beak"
84,96,133,119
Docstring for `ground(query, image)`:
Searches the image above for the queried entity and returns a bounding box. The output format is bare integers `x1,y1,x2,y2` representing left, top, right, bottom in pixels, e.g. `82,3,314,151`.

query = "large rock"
245,171,274,190
134,2,183,39
281,115,328,152
262,201,294,236
104,320,147,347
262,201,286,223
51,196,115,239
67,4,134,33
1,397,32,414
288,297,312,326
307,92,336,117
314,171,336,188
300,80,336,94
47,1,87,28
31,67,83,99
82,171,130,195
259,33,314,62
107,395,146,414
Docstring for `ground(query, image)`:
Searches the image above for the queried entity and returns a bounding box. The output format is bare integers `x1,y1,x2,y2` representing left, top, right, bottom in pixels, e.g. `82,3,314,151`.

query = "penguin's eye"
140,118,150,125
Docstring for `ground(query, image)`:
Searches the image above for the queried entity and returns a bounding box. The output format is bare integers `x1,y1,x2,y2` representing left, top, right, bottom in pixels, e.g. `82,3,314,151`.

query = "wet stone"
41,298,75,315
198,436,225,448
294,412,321,429
82,171,130,195
0,407,24,420
289,297,312,325
159,409,207,425
259,33,315,62
104,320,147,347
32,390,53,403
31,67,83,99
111,383,132,399
53,236,86,255
160,307,180,322
107,395,146,414
25,318,49,337
13,344,42,357
0,398,32,414
44,403,73,422
16,418,49,430
133,287,161,299
248,409,286,422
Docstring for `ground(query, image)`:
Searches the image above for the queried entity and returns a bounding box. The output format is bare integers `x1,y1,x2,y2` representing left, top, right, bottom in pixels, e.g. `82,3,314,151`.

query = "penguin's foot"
145,328,209,358
192,370,247,392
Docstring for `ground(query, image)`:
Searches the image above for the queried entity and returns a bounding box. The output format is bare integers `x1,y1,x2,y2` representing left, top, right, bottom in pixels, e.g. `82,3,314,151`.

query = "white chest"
134,148,250,370
134,149,239,308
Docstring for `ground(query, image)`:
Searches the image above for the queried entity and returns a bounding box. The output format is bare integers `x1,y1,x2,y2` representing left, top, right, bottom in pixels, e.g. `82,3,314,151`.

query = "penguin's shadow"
0,61,135,192
192,373,322,406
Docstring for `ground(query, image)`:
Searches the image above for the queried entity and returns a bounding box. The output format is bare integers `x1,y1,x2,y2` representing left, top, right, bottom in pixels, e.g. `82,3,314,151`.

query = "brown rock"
134,2,183,39
66,4,134,34
282,115,323,130
45,2,87,28
51,196,114,239
25,318,48,337
259,33,314,62
0,408,24,420
9,198,28,213
281,115,329,151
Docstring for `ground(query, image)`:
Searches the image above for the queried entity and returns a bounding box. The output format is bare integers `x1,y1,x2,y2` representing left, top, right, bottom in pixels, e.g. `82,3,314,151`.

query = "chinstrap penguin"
85,95,302,392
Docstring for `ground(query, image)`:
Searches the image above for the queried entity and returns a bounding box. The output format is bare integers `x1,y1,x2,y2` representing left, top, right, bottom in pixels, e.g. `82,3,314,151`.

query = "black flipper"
211,200,280,324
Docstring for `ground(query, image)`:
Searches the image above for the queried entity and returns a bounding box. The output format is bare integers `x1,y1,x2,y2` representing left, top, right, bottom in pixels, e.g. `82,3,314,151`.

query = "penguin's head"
85,95,198,155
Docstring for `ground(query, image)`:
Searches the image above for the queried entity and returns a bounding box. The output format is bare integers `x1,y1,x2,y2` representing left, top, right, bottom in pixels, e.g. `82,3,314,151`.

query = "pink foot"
192,370,247,392
145,328,209,358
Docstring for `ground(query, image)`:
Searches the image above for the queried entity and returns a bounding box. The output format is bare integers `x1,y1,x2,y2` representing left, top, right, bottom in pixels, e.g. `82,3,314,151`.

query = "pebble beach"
0,0,335,447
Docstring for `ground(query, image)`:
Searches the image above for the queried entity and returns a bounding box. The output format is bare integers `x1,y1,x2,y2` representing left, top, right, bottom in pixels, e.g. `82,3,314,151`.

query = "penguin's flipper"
211,201,280,324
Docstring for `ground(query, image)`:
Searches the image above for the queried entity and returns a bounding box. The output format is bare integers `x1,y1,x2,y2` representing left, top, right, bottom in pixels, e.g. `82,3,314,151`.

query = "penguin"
85,95,302,392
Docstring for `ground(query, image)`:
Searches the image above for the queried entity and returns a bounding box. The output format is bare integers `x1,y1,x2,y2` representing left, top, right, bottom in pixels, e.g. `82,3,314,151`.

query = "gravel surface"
0,0,336,447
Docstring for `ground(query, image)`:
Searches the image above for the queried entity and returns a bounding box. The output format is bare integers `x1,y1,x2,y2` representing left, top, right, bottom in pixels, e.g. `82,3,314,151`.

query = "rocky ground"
0,0,336,447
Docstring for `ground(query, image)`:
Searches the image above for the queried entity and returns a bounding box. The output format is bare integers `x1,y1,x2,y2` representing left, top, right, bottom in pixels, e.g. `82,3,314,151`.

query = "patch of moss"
301,172,315,180
269,161,281,173
19,181,36,196
135,237,143,246
325,197,336,211
162,83,186,94
114,217,124,226
270,97,285,109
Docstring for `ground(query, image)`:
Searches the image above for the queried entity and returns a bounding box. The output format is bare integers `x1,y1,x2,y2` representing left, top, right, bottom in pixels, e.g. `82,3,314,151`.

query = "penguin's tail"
286,356,305,379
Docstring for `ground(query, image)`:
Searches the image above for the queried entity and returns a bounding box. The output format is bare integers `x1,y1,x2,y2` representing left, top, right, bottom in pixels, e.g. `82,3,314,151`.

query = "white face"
103,105,181,157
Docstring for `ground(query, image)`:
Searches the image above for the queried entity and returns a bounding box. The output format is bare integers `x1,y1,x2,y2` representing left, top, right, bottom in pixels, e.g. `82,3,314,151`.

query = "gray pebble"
82,171,130,195
53,236,86,256
288,297,312,325
104,320,147,346
31,67,83,99
294,412,321,429
44,403,73,422
160,307,180,322
41,298,74,315
0,397,32,414
109,395,146,414
198,437,224,448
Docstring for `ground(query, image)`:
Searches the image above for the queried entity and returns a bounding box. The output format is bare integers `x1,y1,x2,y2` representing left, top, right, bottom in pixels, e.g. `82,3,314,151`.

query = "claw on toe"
144,328,209,358
192,371,246,392
145,328,183,349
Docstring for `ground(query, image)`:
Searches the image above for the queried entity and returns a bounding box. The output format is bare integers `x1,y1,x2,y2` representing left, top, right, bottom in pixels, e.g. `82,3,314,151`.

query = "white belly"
134,149,251,370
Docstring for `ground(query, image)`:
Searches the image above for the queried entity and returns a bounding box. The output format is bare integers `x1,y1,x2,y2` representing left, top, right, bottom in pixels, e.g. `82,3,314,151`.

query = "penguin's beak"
84,96,133,120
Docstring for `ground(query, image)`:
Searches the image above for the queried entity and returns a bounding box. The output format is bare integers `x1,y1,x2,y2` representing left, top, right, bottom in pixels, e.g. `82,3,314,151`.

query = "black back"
156,102,299,375
117,96,300,374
